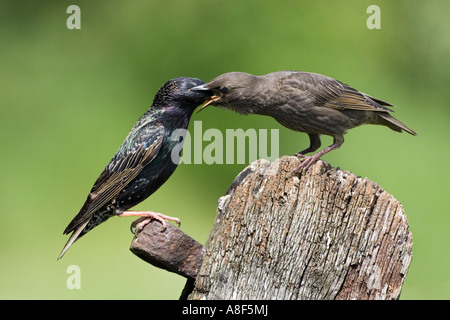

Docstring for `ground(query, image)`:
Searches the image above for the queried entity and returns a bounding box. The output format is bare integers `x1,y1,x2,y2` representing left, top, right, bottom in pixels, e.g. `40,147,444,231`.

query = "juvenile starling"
191,71,416,171
58,77,212,260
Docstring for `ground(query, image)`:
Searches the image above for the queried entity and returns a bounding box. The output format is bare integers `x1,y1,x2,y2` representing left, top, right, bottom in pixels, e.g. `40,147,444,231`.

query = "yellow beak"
196,95,220,113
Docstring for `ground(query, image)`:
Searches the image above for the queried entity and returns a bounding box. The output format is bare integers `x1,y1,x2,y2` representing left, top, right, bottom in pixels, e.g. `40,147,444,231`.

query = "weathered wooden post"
130,156,412,300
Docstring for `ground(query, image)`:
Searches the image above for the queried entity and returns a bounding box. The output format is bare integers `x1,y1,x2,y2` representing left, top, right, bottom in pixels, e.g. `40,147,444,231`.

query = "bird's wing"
64,122,164,234
284,72,394,112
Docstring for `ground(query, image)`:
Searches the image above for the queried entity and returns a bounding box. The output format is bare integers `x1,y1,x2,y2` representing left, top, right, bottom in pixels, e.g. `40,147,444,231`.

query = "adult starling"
191,71,416,171
58,77,212,260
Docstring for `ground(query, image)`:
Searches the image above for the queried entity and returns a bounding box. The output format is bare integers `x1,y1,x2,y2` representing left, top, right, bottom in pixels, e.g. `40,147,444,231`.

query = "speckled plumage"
192,71,416,170
58,77,211,259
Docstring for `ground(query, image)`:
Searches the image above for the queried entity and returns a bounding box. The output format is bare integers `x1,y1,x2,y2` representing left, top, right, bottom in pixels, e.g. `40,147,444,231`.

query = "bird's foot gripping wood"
120,211,181,234
294,135,343,173
293,152,306,159
293,154,323,172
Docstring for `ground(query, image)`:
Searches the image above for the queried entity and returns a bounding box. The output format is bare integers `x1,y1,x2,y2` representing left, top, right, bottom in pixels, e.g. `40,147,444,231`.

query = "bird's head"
153,77,214,111
190,72,258,114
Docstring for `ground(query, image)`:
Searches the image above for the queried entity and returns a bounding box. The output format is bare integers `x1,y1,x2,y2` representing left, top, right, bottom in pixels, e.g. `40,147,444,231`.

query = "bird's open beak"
196,95,220,113
190,84,220,113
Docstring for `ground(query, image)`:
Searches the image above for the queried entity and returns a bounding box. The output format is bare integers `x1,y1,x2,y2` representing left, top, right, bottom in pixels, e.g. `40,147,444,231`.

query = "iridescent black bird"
58,77,212,259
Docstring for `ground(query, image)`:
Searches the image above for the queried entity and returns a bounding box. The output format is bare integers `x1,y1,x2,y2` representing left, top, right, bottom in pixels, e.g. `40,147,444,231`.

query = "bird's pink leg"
294,134,344,172
119,210,181,233
294,133,321,158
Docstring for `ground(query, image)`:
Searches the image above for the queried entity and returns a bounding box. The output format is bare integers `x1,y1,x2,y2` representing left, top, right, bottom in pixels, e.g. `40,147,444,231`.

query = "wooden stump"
131,156,413,300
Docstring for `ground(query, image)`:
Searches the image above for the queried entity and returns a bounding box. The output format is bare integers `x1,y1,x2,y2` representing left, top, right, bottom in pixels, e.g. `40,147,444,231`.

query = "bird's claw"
293,152,306,159
130,217,158,234
293,155,318,174
129,214,181,234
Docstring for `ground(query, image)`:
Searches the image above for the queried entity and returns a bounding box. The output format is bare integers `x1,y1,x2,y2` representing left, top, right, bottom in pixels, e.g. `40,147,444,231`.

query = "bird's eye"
219,87,228,94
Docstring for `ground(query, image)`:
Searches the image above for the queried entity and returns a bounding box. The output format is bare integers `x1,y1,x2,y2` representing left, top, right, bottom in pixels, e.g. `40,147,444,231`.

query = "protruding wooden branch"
130,220,204,279
131,156,413,300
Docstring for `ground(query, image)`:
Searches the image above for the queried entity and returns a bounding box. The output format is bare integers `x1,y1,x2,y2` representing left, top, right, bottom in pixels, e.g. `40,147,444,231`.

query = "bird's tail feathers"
378,113,417,136
57,220,90,260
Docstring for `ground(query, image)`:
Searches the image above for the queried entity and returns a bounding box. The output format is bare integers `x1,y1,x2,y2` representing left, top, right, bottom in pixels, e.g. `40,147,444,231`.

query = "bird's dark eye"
219,87,228,94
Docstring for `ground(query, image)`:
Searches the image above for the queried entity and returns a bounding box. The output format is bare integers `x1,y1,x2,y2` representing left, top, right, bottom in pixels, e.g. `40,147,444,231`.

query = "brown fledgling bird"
191,71,416,171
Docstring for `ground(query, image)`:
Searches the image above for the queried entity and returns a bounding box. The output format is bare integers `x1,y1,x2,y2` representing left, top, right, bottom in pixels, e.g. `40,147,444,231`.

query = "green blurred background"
1,0,448,299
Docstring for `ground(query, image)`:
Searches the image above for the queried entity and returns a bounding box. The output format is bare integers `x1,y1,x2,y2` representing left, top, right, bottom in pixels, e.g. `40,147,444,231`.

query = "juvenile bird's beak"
196,95,220,113
190,84,210,91
190,84,220,113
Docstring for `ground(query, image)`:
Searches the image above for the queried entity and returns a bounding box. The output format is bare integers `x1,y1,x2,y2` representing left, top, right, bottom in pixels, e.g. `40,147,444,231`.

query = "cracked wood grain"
188,156,412,300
